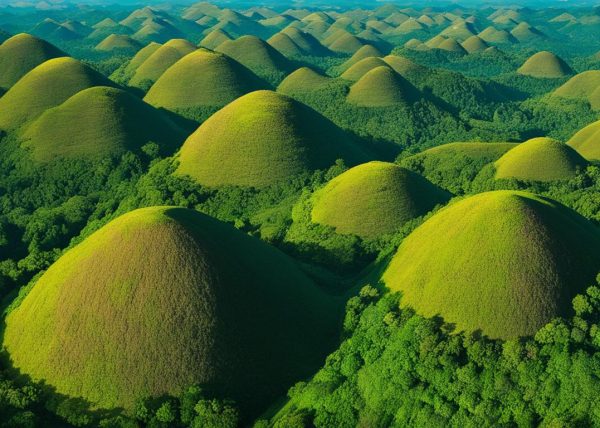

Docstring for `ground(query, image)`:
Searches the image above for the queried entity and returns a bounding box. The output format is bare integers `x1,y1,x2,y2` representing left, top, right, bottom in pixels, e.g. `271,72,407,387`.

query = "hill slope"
495,137,588,181
21,86,184,161
177,90,370,187
0,57,114,130
517,51,573,78
567,119,600,161
347,66,419,107
383,190,600,340
311,161,450,238
0,33,65,90
3,206,338,413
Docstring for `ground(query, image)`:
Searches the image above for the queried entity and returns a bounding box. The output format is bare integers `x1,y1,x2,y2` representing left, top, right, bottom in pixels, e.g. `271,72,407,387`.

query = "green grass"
495,137,588,181
3,206,339,414
0,33,65,90
553,70,600,110
277,67,331,94
129,39,196,88
340,44,383,71
567,119,600,161
347,66,419,107
199,29,232,50
0,57,114,130
215,35,292,83
267,32,304,57
21,86,185,161
517,51,573,78
340,56,389,81
382,55,428,78
311,161,450,238
439,21,477,41
510,22,545,42
95,34,142,52
461,35,488,53
121,41,161,76
437,38,467,54
383,190,600,340
176,90,370,187
280,27,329,56
478,26,516,44
326,31,364,54
144,49,264,111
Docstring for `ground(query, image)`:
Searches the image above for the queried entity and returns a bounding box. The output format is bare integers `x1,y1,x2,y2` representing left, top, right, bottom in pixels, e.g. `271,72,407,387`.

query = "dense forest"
0,0,599,427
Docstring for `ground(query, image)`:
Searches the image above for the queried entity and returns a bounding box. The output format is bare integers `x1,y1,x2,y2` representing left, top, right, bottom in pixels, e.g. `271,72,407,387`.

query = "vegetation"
517,51,573,78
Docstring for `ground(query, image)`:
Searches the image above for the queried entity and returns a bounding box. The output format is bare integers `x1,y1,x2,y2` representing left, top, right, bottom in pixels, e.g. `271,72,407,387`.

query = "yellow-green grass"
176,90,370,188
383,55,428,78
383,190,600,340
3,206,338,413
591,87,600,110
340,44,383,71
340,56,389,81
495,137,588,181
410,142,518,162
478,26,516,44
129,39,196,88
511,22,545,41
121,41,161,76
553,70,600,107
281,27,329,55
327,31,364,54
277,67,331,94
215,35,292,81
95,34,142,52
395,18,426,33
425,35,446,49
439,21,477,41
461,35,488,53
437,37,467,54
0,57,114,131
199,29,232,50
347,66,419,107
311,161,450,238
267,32,304,57
144,49,264,112
517,51,572,78
21,86,184,162
567,119,600,161
0,33,65,90
302,20,330,39
403,38,424,49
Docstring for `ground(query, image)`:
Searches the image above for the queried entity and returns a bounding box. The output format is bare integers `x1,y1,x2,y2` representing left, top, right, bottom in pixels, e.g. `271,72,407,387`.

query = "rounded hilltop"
0,33,65,90
311,161,450,238
3,206,338,414
347,66,420,107
21,86,185,162
567,119,600,161
517,51,573,78
0,57,115,130
176,90,370,188
144,49,265,113
383,190,600,340
494,137,588,181
277,67,331,94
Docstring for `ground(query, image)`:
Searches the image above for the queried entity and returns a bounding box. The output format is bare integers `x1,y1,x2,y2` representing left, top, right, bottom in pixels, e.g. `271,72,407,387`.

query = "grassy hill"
21,86,185,161
517,51,573,78
3,206,338,414
383,190,600,340
277,67,331,94
176,90,370,187
340,56,389,81
327,31,364,54
216,35,292,84
199,29,232,50
144,49,265,114
129,39,196,89
120,41,161,77
347,66,419,107
0,57,114,130
553,70,600,109
95,34,142,52
281,27,329,56
0,33,65,90
340,44,383,71
567,119,600,161
495,137,588,181
311,161,450,238
461,35,488,53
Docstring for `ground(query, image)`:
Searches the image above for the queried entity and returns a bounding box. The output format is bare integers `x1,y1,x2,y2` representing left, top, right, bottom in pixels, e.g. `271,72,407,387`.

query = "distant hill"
567,119,600,161
517,51,573,78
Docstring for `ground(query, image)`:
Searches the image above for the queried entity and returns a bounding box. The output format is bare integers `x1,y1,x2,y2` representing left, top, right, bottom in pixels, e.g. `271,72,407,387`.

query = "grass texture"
21,86,185,161
383,190,600,340
177,90,370,188
129,39,196,88
95,34,142,52
347,66,419,107
144,49,264,111
0,57,114,130
0,33,65,90
311,161,450,238
340,44,383,71
495,137,588,181
567,119,600,161
3,206,339,413
340,56,389,81
517,51,573,78
277,67,331,94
